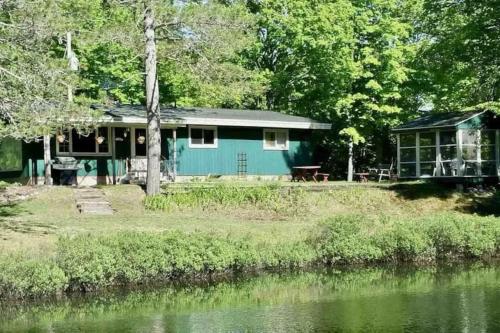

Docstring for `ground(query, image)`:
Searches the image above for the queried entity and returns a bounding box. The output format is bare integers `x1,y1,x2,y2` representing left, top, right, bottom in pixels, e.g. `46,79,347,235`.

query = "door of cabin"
129,128,172,180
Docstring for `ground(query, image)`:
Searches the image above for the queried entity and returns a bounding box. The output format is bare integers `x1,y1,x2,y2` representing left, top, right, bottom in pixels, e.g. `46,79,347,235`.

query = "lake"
1,264,500,332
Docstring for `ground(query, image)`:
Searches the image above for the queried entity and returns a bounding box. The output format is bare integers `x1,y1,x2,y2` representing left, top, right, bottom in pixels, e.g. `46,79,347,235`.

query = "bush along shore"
1,212,499,299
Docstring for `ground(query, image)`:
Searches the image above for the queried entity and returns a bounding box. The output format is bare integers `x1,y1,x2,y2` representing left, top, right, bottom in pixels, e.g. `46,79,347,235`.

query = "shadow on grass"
456,190,500,217
384,182,457,200
0,203,24,218
0,202,56,235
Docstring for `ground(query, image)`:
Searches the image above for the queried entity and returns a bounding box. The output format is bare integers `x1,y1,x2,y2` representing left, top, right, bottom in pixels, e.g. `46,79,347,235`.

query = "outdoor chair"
377,163,394,182
366,162,394,182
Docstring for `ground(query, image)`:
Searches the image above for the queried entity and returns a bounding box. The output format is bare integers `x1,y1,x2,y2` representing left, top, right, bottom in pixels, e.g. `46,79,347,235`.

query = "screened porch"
393,111,500,180
396,129,500,178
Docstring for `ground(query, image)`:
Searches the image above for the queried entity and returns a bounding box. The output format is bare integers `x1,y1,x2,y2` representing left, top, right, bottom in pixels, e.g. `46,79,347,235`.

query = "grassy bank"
1,212,499,298
0,182,499,299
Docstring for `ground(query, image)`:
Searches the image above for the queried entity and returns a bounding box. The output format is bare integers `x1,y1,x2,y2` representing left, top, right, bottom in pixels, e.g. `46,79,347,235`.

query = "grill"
52,156,82,185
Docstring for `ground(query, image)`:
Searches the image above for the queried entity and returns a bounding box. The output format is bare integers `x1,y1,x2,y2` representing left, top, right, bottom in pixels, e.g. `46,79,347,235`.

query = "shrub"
314,213,500,264
314,215,383,264
376,220,435,261
57,236,118,290
144,184,306,215
0,256,68,298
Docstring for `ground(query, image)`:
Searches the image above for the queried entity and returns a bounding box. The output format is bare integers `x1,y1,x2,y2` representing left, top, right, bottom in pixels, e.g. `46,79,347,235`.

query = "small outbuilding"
393,111,500,180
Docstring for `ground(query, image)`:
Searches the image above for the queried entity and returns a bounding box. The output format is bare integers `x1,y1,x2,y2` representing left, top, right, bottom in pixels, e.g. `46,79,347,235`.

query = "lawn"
1,181,492,256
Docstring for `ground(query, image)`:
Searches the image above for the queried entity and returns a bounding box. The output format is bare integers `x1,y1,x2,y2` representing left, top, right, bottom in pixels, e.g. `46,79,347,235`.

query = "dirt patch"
0,185,42,205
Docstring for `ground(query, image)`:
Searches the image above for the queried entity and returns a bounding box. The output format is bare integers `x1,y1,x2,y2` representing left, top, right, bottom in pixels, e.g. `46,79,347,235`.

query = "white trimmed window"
263,129,289,150
189,126,218,148
56,127,111,156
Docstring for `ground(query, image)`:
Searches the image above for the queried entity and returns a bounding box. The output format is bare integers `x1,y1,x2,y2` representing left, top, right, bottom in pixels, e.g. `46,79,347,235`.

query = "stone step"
74,187,114,215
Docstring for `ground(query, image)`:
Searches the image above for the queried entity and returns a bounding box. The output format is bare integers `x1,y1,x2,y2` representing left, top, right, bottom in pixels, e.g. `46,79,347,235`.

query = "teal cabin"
393,111,500,181
0,105,331,185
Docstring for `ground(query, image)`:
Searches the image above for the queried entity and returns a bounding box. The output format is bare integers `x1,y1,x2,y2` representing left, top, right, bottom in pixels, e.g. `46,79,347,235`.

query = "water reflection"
1,264,500,332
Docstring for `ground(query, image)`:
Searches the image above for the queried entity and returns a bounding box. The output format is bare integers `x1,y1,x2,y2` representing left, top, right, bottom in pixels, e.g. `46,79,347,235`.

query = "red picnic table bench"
292,166,329,182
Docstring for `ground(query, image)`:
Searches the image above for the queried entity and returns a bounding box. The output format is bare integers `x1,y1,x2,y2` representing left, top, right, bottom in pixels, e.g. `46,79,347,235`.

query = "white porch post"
457,129,463,176
435,130,441,176
477,129,482,176
172,128,177,181
130,127,136,157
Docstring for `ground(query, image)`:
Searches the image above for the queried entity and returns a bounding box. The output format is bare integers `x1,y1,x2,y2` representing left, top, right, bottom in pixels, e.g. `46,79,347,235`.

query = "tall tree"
415,0,499,112
103,0,258,194
247,0,422,178
0,0,99,184
143,3,161,194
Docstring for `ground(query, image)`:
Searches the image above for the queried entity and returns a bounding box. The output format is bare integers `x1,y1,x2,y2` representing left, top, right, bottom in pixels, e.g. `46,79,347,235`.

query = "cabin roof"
95,105,331,130
392,111,486,131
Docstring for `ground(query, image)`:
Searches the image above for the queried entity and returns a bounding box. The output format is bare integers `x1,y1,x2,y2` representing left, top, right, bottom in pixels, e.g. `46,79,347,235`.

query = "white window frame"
131,127,148,157
188,125,218,149
478,129,497,176
398,132,417,177
418,131,438,177
263,128,289,151
438,130,459,177
56,127,111,156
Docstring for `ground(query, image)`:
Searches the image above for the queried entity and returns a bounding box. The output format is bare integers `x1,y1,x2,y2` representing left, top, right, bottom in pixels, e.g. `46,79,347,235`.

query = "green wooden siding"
0,126,315,182
172,127,312,176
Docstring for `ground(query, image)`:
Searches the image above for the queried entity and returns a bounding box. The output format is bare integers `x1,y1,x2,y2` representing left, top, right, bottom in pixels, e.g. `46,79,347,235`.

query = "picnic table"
354,172,370,182
292,166,329,182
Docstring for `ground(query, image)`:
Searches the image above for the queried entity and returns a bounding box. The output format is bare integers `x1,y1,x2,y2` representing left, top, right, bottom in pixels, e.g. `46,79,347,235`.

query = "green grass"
0,181,499,298
0,181,484,255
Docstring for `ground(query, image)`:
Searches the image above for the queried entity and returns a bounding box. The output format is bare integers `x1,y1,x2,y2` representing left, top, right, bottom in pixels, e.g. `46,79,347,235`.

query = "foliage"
415,0,499,112
0,0,101,140
0,255,68,298
144,183,306,215
56,231,311,292
1,203,499,299
314,213,500,264
246,0,422,172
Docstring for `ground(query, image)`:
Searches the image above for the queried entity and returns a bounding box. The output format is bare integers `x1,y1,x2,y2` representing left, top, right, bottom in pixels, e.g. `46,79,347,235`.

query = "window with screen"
439,130,458,176
480,130,497,176
57,128,110,155
189,126,218,148
134,128,147,156
419,132,437,177
263,129,289,150
399,133,416,177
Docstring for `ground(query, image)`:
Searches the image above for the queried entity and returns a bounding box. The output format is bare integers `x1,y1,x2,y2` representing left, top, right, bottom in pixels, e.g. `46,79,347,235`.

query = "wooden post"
435,130,441,176
456,129,463,176
43,134,52,185
347,138,353,182
144,4,161,195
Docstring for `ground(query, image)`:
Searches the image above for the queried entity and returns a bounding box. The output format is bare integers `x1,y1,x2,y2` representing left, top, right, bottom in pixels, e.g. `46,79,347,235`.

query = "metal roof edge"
391,110,488,132
98,114,331,130
454,110,487,126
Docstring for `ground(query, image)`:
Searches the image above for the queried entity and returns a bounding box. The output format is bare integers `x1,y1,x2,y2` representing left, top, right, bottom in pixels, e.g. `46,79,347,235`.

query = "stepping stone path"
74,187,114,215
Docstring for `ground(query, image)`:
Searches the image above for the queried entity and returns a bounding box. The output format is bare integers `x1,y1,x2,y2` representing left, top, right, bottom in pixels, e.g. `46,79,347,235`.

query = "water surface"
1,264,500,332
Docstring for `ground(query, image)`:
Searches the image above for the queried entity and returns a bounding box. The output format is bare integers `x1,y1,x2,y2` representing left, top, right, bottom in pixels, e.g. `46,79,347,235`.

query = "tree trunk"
347,138,354,182
144,5,161,195
43,134,52,185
